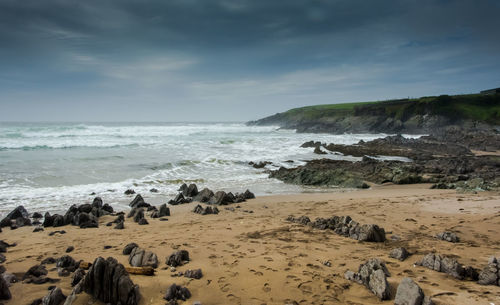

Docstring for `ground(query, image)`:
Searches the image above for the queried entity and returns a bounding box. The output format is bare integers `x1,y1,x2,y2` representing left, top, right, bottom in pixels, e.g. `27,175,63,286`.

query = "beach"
2,184,500,305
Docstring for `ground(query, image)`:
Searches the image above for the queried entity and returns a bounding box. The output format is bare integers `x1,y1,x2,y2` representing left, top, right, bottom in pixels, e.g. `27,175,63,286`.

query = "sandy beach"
1,184,499,305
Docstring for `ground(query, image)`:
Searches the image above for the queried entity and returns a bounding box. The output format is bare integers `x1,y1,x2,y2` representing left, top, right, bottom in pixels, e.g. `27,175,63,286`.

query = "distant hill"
247,93,500,134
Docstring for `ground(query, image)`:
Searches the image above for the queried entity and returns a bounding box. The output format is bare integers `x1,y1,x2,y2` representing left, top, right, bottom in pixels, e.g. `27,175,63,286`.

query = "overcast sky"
1,0,499,122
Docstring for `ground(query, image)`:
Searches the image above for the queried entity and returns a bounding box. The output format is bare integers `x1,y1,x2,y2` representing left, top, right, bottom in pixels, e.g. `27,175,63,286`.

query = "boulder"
158,204,170,217
477,256,499,286
124,189,135,195
129,194,150,209
128,248,158,268
164,284,191,303
243,189,255,199
32,212,43,219
416,253,478,280
184,269,202,279
166,250,189,267
0,276,11,300
390,247,410,261
133,209,145,223
138,218,149,225
43,213,54,227
193,188,214,203
23,265,48,280
71,268,85,287
435,231,459,243
0,206,31,228
183,184,199,197
80,257,140,305
394,277,424,305
344,258,391,300
114,221,124,230
42,287,66,305
123,243,139,255
53,215,65,227
56,255,79,273
78,204,92,214
92,197,103,209
209,191,235,205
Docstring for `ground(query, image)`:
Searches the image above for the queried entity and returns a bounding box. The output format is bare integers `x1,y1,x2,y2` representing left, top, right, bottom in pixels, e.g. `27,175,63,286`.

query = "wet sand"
2,184,500,305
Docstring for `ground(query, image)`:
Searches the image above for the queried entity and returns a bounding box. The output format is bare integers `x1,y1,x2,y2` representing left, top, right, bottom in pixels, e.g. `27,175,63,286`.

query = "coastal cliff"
248,93,500,134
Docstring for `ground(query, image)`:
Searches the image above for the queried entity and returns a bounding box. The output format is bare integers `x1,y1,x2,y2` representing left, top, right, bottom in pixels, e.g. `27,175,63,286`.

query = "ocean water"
0,122,412,214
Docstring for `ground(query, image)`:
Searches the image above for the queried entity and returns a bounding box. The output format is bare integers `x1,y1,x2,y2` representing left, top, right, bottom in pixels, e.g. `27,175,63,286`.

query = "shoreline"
1,184,499,304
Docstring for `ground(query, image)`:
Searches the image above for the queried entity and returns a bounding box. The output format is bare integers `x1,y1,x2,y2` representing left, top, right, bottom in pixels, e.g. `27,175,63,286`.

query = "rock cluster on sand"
192,205,219,215
286,215,386,242
164,284,191,305
22,264,58,284
394,277,434,305
166,250,190,267
435,231,460,243
0,205,31,229
415,253,478,280
170,183,255,206
80,257,140,305
477,256,500,286
344,258,391,300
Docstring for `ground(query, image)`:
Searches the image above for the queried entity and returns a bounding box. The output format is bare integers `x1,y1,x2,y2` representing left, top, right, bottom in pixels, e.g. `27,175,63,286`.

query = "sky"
1,0,500,122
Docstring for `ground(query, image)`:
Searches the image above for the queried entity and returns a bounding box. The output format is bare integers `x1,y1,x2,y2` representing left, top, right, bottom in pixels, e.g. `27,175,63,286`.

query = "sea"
0,122,415,215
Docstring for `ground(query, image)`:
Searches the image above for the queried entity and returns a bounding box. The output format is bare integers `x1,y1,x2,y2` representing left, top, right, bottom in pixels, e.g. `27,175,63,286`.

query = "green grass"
278,93,500,124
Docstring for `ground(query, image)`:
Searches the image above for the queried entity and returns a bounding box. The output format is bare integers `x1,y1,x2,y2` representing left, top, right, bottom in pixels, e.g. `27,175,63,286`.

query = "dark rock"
166,250,189,267
243,189,255,199
41,257,56,264
150,211,160,218
71,268,85,287
78,204,93,214
92,197,103,209
48,230,66,236
394,277,424,305
192,205,219,215
65,246,74,253
150,188,159,193
113,214,125,223
209,191,234,205
2,205,29,221
80,256,140,305
114,221,124,230
128,247,158,268
43,213,54,227
56,255,79,273
193,188,214,203
435,231,459,243
129,194,150,209
0,254,5,264
32,212,43,219
23,265,48,280
164,284,191,303
0,276,11,300
2,273,17,286
29,298,43,305
138,218,149,225
41,287,65,305
123,243,139,255
169,193,188,205
52,215,65,227
390,247,410,261
183,269,202,279
133,208,145,223
124,189,136,195
183,184,199,197
249,161,272,169
344,258,391,300
33,227,44,232
159,204,170,217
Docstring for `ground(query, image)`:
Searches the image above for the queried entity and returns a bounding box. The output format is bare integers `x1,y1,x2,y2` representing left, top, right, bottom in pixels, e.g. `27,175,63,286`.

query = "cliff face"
248,94,500,134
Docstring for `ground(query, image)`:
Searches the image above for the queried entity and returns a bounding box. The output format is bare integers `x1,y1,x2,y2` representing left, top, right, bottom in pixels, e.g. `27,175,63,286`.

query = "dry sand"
2,184,500,305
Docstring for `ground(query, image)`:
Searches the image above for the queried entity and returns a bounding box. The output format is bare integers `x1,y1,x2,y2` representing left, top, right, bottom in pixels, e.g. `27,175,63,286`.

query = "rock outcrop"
415,253,479,280
477,256,500,286
80,257,140,305
394,277,433,305
128,247,158,268
287,215,386,242
192,205,219,215
166,250,189,267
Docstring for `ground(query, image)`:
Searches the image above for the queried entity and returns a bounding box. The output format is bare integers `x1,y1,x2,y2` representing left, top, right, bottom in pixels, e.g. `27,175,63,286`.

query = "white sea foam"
0,122,423,214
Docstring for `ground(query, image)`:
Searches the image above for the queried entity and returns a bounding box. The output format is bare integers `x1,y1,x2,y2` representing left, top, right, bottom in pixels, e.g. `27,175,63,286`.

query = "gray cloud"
1,0,499,121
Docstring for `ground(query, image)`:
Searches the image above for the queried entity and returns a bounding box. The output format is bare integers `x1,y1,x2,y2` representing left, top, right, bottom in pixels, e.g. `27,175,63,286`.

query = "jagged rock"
209,191,235,205
80,257,140,305
133,208,145,223
78,204,92,214
435,231,459,243
114,221,124,230
32,212,43,219
129,194,150,209
243,189,255,199
56,255,79,273
158,204,170,217
0,276,11,300
416,253,478,280
390,247,410,261
0,206,31,228
42,287,66,305
43,213,54,227
394,277,424,305
192,205,219,215
123,243,139,255
183,269,202,279
477,256,499,286
92,197,103,209
53,215,65,227
344,258,391,300
182,184,199,197
71,269,85,287
164,284,191,303
193,188,214,203
169,193,191,205
166,250,189,267
128,247,158,268
23,265,48,280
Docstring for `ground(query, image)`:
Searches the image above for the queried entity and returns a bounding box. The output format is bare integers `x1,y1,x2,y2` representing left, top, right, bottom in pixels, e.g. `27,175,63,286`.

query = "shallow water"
0,122,417,214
